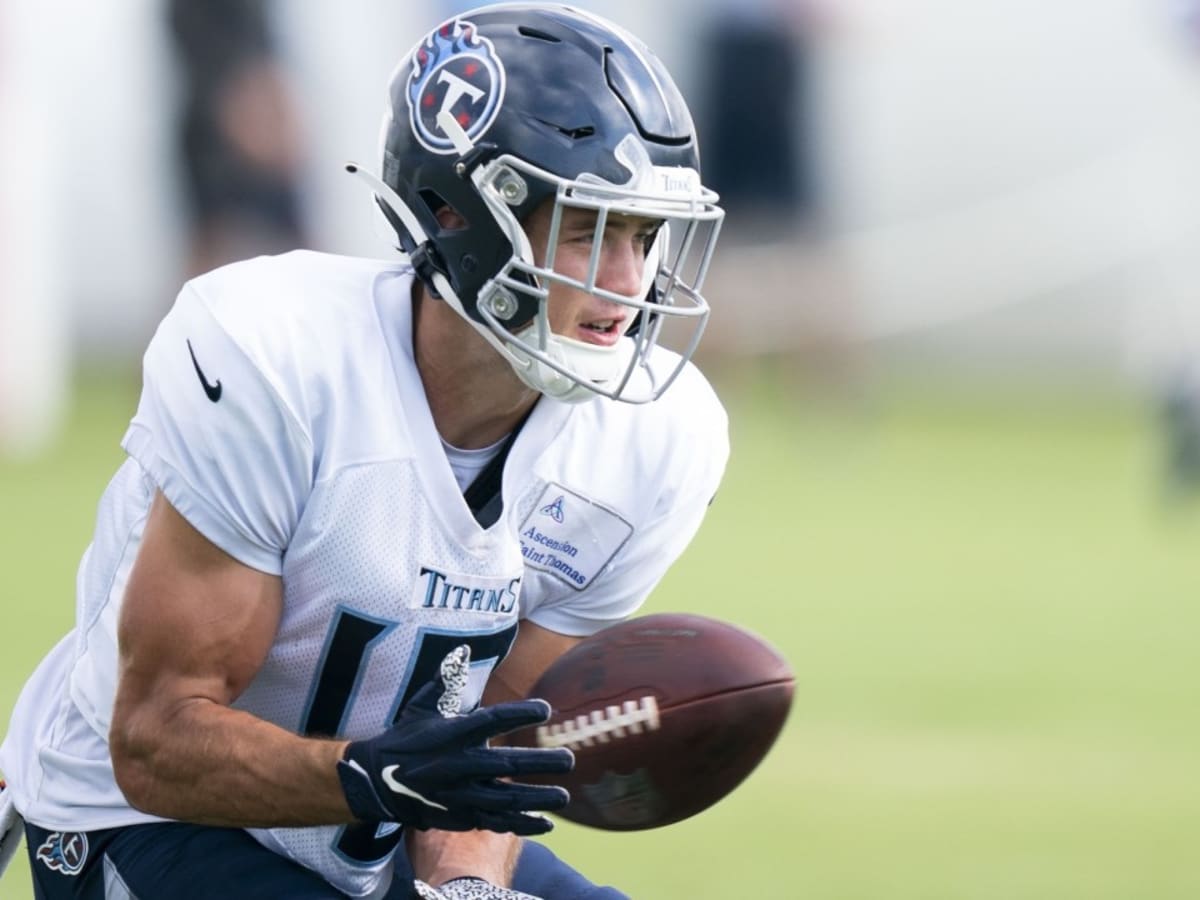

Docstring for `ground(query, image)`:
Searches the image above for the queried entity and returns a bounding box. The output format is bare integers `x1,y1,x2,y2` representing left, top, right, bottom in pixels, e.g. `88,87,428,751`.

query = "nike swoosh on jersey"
381,767,449,810
186,339,223,402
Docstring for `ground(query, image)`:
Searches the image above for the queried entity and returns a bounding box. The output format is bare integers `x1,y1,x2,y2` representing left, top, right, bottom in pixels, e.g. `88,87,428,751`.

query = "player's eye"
557,223,594,245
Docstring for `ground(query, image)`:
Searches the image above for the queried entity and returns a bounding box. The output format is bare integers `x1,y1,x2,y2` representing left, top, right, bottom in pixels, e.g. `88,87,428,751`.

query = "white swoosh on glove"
381,767,449,810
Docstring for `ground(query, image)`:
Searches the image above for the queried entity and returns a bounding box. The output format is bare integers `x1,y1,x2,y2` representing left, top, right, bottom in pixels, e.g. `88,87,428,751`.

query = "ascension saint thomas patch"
518,483,633,591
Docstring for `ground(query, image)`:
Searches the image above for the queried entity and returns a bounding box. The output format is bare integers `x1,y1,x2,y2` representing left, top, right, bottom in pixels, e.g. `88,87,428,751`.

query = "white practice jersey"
0,251,728,897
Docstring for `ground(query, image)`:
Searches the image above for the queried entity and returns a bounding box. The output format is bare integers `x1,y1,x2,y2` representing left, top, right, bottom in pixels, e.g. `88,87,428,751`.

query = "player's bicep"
123,282,313,574
115,491,282,719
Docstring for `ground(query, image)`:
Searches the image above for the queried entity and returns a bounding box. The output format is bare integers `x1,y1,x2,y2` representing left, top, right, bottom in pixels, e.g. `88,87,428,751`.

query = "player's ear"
433,204,468,232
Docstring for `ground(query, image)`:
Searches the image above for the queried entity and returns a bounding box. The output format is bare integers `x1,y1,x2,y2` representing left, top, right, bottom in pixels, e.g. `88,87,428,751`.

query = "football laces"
534,696,661,750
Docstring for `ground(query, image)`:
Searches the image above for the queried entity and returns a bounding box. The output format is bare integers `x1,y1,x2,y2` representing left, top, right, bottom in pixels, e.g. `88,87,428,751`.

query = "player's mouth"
577,316,625,346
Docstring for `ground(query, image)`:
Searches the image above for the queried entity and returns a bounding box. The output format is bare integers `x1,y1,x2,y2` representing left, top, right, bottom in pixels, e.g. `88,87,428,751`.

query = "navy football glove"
337,646,573,834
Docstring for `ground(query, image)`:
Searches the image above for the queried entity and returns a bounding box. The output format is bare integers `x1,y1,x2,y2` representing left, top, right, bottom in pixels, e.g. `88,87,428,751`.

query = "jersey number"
302,608,518,866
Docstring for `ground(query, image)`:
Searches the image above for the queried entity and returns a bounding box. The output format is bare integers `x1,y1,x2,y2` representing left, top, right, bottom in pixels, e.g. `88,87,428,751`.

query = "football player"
0,5,726,898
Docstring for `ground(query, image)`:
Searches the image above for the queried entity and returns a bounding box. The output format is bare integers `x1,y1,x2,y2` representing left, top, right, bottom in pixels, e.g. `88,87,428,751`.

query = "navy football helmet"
353,4,723,403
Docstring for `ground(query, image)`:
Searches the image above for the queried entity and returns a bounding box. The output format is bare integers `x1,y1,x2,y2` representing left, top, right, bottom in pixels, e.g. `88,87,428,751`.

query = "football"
507,612,794,830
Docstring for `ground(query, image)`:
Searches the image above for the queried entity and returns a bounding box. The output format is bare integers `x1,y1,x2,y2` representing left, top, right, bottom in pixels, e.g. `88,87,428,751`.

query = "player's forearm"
406,827,521,887
111,695,352,827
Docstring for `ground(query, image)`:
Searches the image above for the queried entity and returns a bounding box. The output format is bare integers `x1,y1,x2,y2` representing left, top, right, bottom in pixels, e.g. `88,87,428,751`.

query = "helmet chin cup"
508,332,636,404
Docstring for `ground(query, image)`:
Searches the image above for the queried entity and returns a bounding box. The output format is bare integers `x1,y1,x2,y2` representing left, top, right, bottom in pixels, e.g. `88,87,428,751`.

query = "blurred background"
2,0,1199,897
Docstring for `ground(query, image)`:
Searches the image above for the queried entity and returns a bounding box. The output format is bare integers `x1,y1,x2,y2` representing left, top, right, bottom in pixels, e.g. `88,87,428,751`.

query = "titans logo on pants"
36,832,89,876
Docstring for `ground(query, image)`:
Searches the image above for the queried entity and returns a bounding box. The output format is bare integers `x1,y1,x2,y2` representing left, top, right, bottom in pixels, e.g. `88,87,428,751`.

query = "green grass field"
3,365,1198,898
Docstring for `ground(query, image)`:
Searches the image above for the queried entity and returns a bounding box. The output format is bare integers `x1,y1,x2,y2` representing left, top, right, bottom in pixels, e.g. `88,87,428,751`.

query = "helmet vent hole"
535,118,596,141
421,190,469,232
518,26,562,43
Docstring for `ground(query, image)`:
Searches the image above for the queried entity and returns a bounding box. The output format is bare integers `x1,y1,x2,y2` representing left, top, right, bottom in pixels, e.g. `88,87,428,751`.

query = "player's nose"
596,237,645,299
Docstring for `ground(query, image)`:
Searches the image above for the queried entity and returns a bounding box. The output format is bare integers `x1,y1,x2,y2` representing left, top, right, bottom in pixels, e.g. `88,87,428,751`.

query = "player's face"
522,201,659,347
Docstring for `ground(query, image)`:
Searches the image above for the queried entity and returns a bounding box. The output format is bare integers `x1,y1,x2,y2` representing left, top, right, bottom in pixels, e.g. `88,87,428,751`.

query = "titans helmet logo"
408,18,506,154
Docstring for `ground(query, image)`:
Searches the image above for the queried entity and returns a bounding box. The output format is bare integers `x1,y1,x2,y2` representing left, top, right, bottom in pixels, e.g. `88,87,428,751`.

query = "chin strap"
345,162,451,295
344,160,545,386
345,162,429,245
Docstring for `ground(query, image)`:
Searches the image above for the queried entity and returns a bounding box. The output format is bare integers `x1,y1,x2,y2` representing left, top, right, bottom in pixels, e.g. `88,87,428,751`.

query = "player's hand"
412,877,542,900
337,646,573,834
0,779,25,879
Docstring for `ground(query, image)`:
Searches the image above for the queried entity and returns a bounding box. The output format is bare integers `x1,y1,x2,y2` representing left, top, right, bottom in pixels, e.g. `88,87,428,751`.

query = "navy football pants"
23,822,628,899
